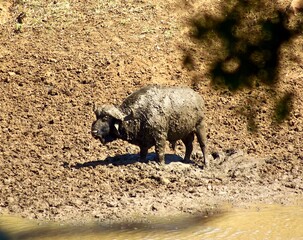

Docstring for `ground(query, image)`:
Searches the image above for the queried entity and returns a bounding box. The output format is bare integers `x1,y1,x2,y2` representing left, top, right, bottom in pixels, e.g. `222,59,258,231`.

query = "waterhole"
1,203,303,240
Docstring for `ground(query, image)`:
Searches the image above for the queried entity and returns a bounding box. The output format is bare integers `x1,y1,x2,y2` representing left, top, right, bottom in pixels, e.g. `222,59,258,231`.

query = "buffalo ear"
93,103,102,117
93,104,126,121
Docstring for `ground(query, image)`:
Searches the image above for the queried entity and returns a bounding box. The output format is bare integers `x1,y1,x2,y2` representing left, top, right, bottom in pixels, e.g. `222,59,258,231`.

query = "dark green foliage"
185,0,301,124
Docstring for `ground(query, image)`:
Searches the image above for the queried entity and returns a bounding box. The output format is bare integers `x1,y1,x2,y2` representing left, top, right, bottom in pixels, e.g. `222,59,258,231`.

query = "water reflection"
1,204,303,240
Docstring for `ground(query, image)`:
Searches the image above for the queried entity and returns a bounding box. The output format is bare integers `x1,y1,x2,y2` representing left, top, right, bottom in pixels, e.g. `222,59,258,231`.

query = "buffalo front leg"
196,121,207,166
155,134,167,165
139,146,149,163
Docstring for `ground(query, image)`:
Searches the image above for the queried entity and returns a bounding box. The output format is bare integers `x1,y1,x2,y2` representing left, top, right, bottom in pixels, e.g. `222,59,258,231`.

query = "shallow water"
1,204,303,240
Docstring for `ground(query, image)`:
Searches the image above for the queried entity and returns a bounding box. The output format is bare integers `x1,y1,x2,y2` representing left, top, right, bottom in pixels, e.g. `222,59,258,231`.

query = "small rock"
7,197,15,203
159,176,170,185
284,182,296,189
218,191,227,195
48,58,57,63
48,87,58,96
225,148,237,156
288,120,295,127
133,79,141,85
288,145,294,152
211,152,220,160
265,158,276,164
73,199,83,206
192,152,203,160
151,202,163,211
8,72,16,76
106,202,117,207
129,192,136,198
3,178,13,185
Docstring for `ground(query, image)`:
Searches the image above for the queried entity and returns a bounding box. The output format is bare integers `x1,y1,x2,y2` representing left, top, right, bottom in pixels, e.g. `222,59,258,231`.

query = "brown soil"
0,0,302,223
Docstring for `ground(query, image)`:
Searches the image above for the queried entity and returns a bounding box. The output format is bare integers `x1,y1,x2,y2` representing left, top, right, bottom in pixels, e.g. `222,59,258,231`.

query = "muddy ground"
0,0,303,223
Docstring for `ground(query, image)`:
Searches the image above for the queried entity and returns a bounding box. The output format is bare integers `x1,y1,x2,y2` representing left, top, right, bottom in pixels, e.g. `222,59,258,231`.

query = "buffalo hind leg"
196,121,207,166
182,132,195,163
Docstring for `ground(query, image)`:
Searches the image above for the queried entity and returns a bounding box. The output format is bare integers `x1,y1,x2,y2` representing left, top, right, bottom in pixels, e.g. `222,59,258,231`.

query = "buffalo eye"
102,116,109,121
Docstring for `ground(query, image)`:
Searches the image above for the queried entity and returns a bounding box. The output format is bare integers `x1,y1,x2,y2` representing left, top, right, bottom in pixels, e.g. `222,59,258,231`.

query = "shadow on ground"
71,153,190,169
0,209,224,240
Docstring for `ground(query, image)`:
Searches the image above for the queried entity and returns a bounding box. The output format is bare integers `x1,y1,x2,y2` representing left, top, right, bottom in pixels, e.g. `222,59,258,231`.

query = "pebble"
72,199,83,206
7,197,15,203
8,71,16,76
106,202,117,208
129,192,137,198
48,58,58,63
151,202,164,211
159,176,170,185
288,145,294,152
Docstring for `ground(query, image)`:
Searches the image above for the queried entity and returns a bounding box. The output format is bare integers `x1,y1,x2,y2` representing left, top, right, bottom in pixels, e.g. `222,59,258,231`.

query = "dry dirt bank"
0,0,302,223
